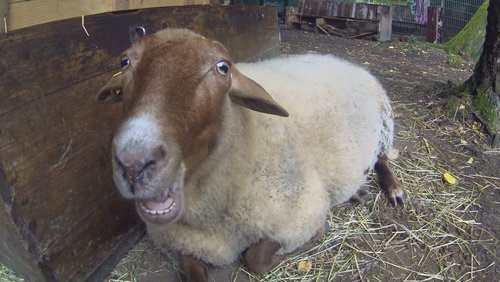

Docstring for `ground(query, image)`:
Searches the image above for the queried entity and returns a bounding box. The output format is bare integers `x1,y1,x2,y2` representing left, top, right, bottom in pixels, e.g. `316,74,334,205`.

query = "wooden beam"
0,196,45,281
0,0,7,33
7,0,208,31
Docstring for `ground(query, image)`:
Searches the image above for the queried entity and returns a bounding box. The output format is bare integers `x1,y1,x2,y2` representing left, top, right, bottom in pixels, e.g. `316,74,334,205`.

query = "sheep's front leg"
375,154,405,206
243,239,284,275
178,253,208,282
244,224,328,276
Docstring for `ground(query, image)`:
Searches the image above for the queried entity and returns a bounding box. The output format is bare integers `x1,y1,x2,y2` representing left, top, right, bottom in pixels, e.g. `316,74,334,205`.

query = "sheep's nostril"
144,160,156,170
155,145,167,160
114,144,167,186
115,155,125,170
121,159,155,185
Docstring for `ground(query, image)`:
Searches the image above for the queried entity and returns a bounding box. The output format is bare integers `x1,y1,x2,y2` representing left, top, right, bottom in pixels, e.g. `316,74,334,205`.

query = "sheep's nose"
115,145,166,186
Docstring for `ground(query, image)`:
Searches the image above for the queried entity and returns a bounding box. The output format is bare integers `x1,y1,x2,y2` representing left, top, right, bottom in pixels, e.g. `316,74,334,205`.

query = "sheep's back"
238,54,394,205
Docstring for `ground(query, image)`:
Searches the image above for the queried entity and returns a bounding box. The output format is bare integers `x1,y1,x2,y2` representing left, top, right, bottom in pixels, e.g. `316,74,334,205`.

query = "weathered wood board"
0,0,7,33
4,0,213,31
0,5,278,281
297,0,392,41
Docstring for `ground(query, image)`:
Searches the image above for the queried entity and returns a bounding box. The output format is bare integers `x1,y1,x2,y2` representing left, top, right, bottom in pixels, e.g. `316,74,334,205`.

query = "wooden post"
378,5,392,42
0,0,7,33
426,6,443,43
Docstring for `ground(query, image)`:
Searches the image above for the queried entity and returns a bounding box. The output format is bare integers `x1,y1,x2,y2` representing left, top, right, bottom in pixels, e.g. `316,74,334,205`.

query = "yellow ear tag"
112,71,123,78
443,172,457,185
111,71,123,96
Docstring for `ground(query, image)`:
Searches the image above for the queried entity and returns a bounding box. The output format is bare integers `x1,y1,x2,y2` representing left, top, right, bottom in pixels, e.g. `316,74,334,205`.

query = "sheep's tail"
387,149,399,160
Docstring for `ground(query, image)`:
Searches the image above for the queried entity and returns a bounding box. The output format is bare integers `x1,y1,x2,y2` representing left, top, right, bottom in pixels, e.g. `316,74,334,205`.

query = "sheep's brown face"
97,29,288,225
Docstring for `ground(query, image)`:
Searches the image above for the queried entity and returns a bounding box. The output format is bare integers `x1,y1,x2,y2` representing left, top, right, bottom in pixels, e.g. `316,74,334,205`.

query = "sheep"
97,28,405,281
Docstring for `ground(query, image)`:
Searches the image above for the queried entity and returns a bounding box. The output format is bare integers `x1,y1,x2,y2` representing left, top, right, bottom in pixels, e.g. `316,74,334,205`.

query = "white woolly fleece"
147,54,395,266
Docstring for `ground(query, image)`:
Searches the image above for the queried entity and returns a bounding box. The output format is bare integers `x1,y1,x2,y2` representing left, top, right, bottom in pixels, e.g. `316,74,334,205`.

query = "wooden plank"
42,193,143,281
0,5,278,281
8,0,112,30
7,0,208,31
0,0,7,32
0,197,45,281
127,0,205,9
317,24,332,36
0,79,125,251
299,0,387,21
298,0,391,41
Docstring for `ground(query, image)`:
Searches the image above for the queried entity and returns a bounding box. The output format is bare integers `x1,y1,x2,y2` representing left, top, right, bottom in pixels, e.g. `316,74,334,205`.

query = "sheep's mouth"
136,166,185,224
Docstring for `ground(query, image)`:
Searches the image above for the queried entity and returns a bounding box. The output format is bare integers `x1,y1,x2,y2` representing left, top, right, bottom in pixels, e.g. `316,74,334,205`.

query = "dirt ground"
107,27,499,282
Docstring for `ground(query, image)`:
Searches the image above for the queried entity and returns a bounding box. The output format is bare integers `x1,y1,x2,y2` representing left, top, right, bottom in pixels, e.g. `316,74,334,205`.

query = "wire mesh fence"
439,0,484,40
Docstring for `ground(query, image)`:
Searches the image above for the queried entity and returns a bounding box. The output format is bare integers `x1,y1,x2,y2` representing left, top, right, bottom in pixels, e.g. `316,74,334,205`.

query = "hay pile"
256,99,499,281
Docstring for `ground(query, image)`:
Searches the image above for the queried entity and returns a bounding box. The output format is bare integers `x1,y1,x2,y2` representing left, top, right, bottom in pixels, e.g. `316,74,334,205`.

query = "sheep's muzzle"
135,167,185,225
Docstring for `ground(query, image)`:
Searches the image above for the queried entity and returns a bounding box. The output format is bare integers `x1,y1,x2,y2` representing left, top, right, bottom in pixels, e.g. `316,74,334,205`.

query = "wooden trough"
0,5,279,281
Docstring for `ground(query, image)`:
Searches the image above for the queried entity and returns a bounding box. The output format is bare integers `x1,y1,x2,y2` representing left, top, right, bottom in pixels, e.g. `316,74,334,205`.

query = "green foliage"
444,95,468,119
472,84,498,125
445,0,488,63
447,53,464,67
406,36,444,53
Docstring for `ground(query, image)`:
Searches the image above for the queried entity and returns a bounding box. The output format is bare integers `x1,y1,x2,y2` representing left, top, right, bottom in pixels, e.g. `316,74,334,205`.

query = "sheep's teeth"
141,202,176,215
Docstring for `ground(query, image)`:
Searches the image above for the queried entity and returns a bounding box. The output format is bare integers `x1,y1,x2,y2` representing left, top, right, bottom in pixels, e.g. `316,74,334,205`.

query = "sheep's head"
97,29,288,225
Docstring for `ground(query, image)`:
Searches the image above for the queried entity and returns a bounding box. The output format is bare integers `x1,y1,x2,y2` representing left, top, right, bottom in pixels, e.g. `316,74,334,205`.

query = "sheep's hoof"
387,181,406,207
244,239,284,276
375,154,406,207
178,254,208,282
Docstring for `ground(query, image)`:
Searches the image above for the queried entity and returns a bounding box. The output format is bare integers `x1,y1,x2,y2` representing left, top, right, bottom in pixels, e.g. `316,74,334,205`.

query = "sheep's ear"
96,72,123,104
229,69,289,117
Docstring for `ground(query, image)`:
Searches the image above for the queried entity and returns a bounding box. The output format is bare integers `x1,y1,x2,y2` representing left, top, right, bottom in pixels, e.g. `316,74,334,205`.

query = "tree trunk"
467,0,500,146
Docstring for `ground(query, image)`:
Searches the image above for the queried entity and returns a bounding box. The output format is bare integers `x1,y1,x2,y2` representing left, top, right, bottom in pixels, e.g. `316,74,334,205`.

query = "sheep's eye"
120,57,130,68
216,61,229,75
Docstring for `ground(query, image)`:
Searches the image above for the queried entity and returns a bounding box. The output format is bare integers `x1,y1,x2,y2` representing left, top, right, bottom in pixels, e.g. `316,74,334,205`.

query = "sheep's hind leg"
178,253,208,282
375,154,405,206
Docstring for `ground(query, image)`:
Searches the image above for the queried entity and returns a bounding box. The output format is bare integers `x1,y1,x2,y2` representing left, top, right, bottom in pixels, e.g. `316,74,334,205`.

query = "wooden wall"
2,0,218,32
1,0,7,33
0,5,278,281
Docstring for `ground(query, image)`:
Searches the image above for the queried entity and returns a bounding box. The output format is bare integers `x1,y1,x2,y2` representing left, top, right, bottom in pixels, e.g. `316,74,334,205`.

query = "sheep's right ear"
96,72,123,104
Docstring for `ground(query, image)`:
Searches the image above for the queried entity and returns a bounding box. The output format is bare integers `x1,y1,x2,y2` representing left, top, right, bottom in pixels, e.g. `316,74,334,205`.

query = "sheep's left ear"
229,69,289,117
96,72,123,104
